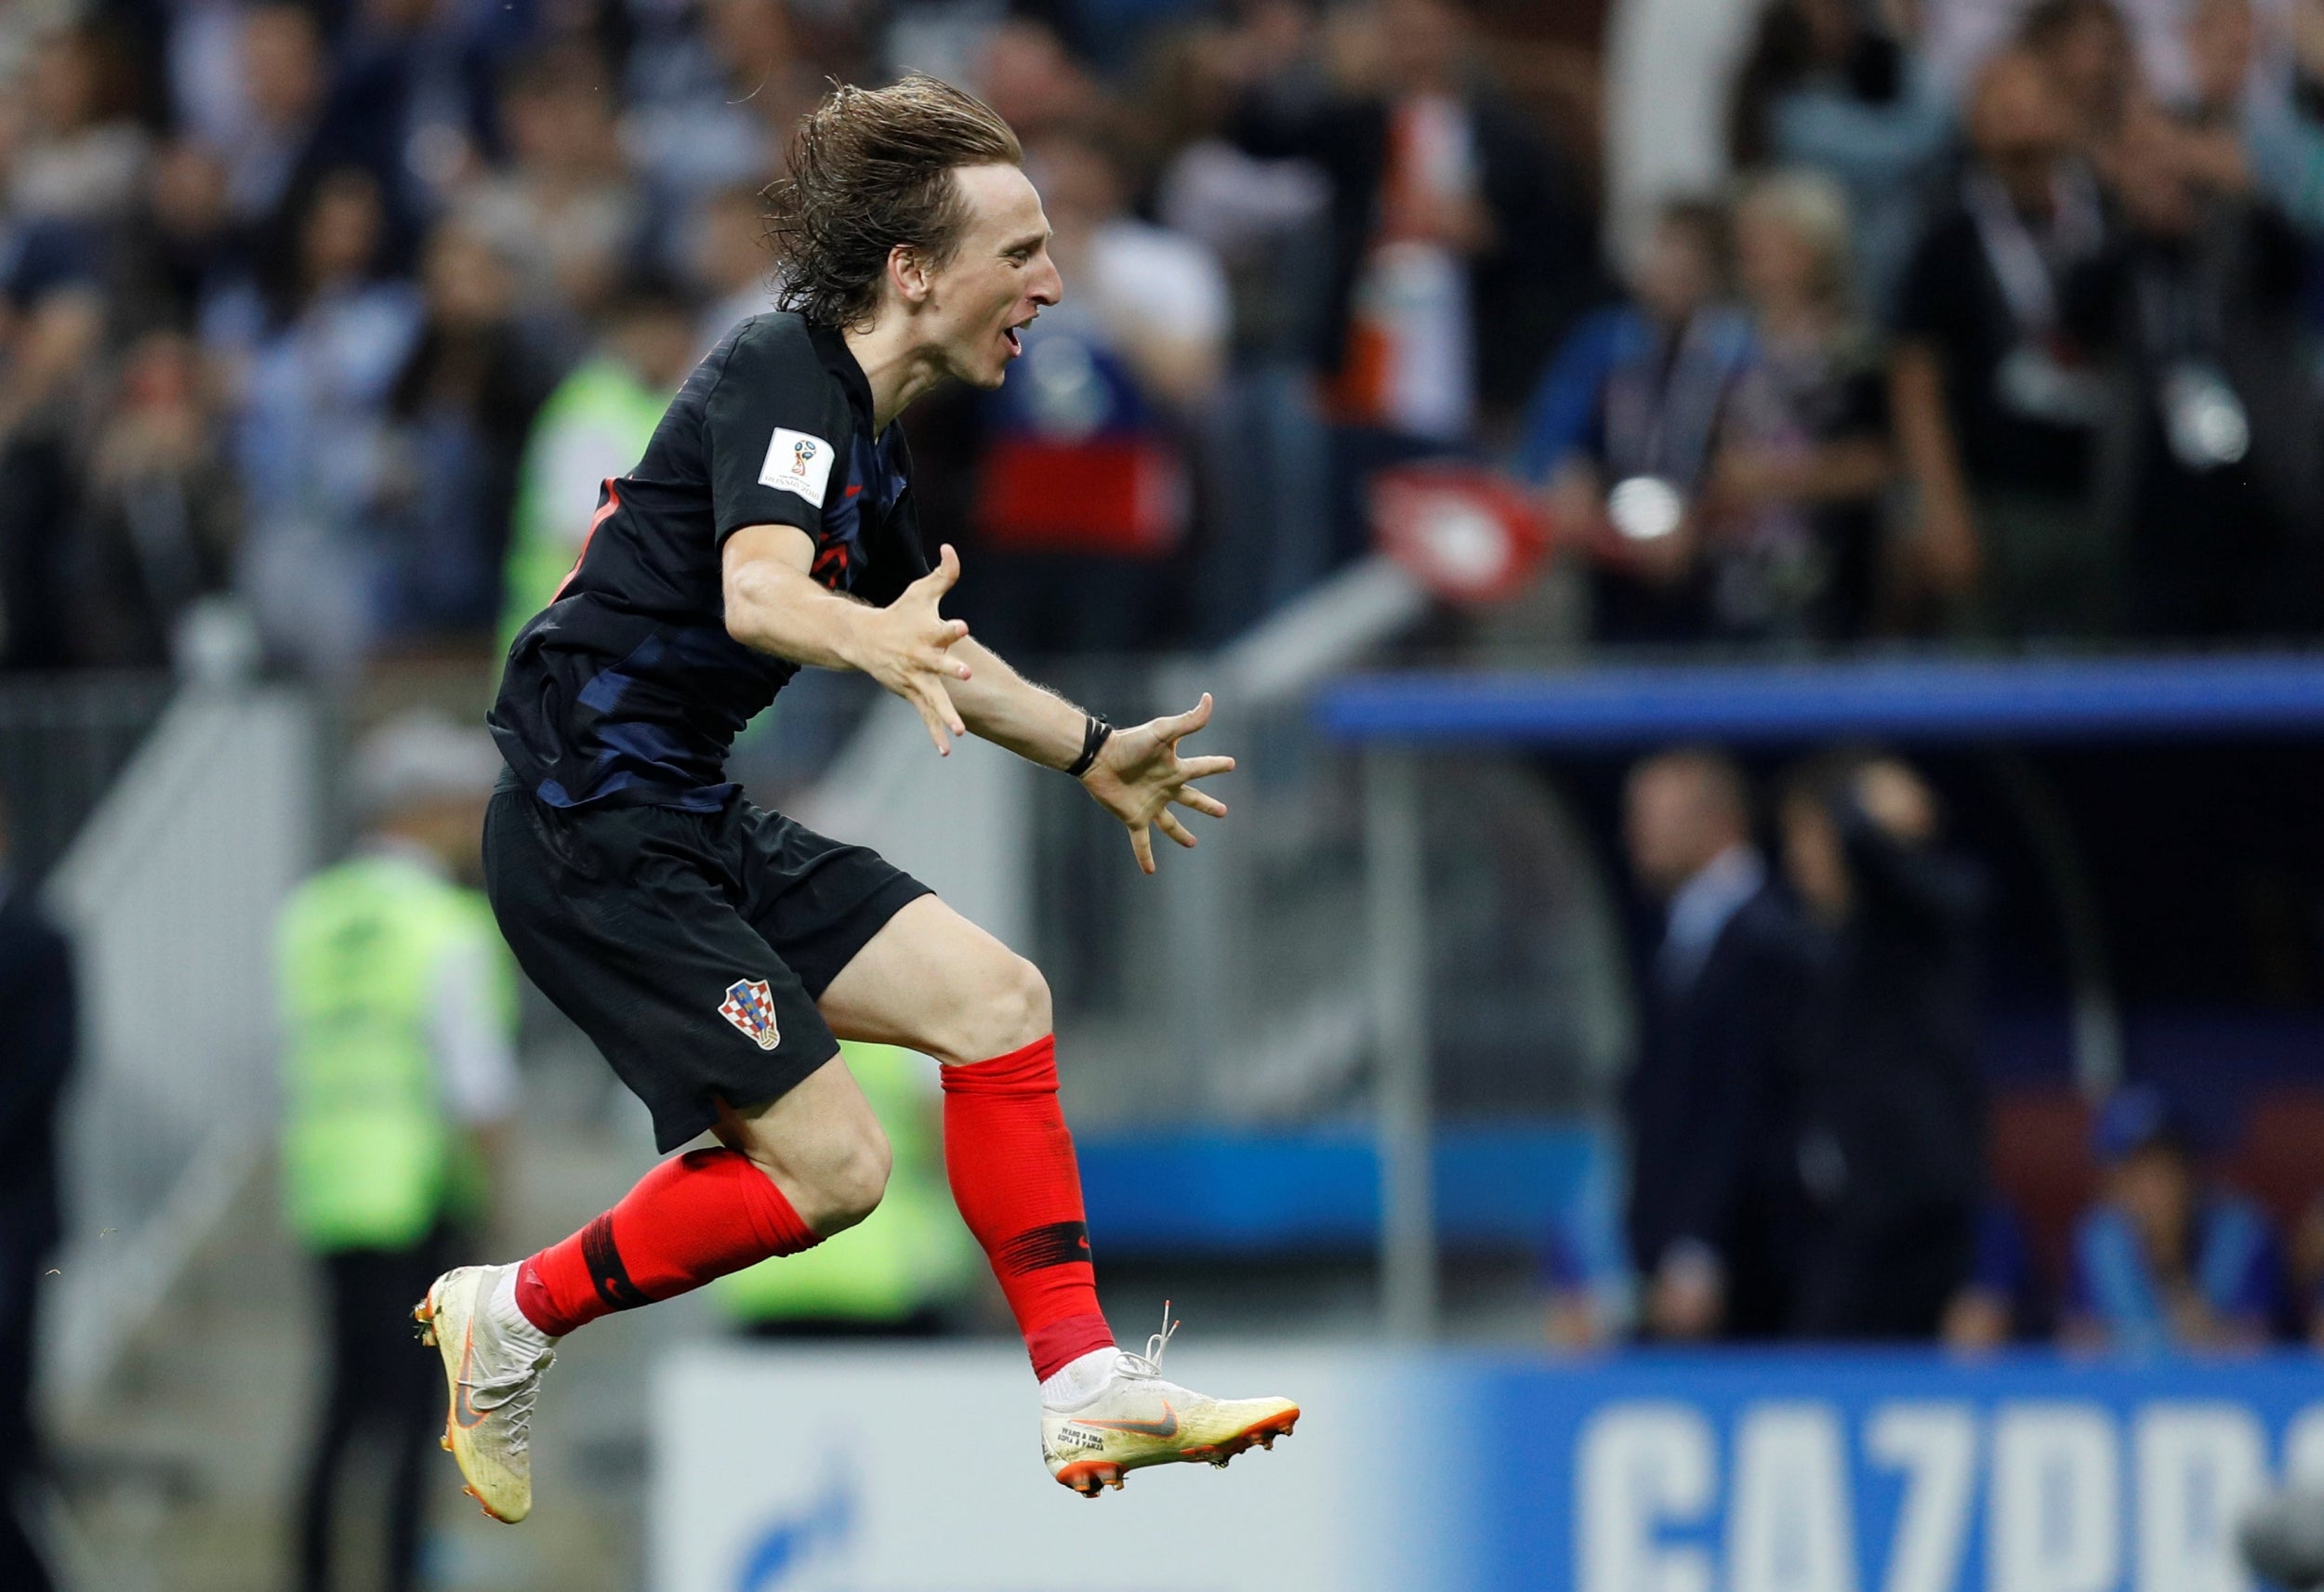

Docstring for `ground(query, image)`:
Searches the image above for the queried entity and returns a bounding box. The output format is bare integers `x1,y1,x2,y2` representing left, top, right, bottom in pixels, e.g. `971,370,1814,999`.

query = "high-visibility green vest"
276,854,516,1252
497,355,671,654
713,1043,980,1325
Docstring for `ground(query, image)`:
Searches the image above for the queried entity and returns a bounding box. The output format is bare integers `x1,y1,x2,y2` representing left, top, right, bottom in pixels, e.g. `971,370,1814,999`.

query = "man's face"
1969,52,2069,200
1625,764,1728,899
918,162,1063,390
2110,1143,2195,1261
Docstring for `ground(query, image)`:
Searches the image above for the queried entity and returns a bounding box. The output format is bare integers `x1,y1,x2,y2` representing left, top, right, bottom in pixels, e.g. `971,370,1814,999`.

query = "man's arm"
723,522,974,752
1890,339,1981,598
721,528,1233,872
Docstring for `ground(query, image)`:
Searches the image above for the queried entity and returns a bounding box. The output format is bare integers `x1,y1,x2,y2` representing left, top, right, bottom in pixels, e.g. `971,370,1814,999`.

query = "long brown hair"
763,74,1023,331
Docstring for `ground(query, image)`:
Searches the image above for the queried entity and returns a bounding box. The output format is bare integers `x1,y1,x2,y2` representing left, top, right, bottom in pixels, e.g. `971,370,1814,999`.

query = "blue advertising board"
654,1346,2324,1592
1455,1350,2324,1592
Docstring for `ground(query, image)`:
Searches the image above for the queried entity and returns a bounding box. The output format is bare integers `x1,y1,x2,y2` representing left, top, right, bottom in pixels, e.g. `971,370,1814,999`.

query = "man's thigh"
815,895,1049,1066
483,789,843,1152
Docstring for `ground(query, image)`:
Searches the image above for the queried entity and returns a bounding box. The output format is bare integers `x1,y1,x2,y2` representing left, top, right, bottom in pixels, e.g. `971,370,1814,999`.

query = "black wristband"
1065,713,1113,779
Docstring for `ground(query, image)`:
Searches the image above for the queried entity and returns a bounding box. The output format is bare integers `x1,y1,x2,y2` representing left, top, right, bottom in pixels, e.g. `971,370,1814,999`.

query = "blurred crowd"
0,0,1603,678
1533,0,2324,650
8,0,2323,680
1552,743,2324,1355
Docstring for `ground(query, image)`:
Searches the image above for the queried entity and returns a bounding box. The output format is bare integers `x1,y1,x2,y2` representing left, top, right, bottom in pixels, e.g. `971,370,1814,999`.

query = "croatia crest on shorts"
719,978,781,1050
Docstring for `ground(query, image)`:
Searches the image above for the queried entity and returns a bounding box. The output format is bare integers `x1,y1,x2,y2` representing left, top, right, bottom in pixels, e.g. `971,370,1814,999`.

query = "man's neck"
843,321,947,432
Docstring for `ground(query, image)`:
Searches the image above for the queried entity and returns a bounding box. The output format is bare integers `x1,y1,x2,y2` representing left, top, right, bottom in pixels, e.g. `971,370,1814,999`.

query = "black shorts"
482,786,931,1151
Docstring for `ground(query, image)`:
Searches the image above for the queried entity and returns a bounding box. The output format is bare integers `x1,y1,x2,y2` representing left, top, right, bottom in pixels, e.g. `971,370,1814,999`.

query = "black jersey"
490,313,928,809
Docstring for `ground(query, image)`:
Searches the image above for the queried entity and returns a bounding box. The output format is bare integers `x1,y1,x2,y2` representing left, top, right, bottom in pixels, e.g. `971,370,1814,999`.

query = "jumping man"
415,75,1298,1521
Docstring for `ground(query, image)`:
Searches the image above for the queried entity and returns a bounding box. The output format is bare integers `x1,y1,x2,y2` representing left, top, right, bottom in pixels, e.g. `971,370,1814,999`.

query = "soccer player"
414,75,1298,1522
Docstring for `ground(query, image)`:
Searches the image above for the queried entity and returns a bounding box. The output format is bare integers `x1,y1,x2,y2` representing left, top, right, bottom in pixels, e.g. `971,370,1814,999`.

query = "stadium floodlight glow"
1606,475,1684,542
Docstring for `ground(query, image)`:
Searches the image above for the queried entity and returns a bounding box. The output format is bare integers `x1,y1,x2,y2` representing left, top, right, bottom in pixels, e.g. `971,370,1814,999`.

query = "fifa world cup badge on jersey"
718,978,782,1050
759,427,835,504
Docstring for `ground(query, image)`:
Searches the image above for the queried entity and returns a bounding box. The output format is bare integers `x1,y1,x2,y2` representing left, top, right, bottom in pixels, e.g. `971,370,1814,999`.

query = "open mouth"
1003,312,1037,358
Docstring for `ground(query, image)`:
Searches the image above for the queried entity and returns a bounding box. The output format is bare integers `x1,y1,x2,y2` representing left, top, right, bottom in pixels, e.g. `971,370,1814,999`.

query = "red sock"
514,1147,818,1337
941,1035,1115,1379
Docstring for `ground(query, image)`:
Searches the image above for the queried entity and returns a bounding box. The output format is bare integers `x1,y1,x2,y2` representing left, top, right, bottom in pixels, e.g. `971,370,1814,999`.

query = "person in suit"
1780,752,1987,1340
1617,747,1811,1342
0,788,75,1592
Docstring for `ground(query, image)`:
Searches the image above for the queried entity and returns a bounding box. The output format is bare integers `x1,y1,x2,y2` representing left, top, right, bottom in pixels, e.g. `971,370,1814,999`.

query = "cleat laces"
466,1348,555,1457
1112,1301,1181,1383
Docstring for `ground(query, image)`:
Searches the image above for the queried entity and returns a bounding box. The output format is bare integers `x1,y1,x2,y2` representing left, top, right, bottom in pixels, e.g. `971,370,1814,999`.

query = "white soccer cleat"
414,1263,555,1523
1039,1306,1300,1497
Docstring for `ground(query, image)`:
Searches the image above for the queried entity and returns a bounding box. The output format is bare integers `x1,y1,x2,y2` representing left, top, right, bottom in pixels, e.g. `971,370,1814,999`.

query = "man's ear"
887,244,933,308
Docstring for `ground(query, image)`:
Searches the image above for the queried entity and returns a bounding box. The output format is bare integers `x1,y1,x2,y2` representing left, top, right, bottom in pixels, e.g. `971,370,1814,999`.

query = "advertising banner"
653,1345,2324,1592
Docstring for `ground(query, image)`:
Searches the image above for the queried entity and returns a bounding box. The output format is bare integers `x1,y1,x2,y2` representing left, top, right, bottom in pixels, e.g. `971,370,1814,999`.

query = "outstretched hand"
862,545,972,755
1078,692,1234,874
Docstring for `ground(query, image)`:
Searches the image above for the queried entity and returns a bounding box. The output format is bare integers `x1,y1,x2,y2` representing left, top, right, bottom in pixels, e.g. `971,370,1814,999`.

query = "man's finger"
1177,755,1236,783
1129,823,1155,875
1172,787,1228,819
1155,691,1214,742
916,543,962,598
910,683,961,751
912,693,954,757
930,681,966,739
1157,810,1197,849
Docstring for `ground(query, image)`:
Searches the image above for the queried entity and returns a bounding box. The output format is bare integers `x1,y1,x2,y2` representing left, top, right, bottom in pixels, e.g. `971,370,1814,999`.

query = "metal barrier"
0,674,173,881
40,682,318,1407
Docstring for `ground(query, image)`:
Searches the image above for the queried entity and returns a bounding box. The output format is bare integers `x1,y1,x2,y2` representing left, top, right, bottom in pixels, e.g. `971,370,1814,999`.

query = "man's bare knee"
756,1122,890,1235
957,954,1050,1062
812,1126,891,1234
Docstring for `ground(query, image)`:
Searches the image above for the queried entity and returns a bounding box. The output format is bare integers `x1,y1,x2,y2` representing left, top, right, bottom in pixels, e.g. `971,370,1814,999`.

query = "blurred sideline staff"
0,787,73,1592
276,714,517,1592
1779,753,1987,1340
712,1042,978,1337
1615,748,1810,1343
497,280,701,652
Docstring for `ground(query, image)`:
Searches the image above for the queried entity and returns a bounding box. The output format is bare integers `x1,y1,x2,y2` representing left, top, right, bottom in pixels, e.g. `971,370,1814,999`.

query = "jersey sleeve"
704,322,851,549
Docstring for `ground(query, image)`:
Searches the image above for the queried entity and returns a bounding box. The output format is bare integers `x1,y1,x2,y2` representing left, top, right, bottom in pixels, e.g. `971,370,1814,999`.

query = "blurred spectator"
0,164,112,669
1515,199,1753,644
687,184,775,350
499,279,698,648
1231,0,1598,443
1889,48,2111,639
974,15,1104,151
456,46,641,319
1727,0,1953,313
1940,1199,2043,1350
1781,754,1987,1339
2246,0,2324,235
325,0,530,222
713,1043,978,1336
0,789,73,1592
214,166,425,678
276,715,516,1592
626,0,824,251
961,130,1228,655
8,22,150,228
2063,1084,2284,1353
1707,168,1895,643
112,138,242,338
68,331,240,666
2062,98,2324,639
377,224,561,646
224,4,331,227
1150,6,1338,631
1618,749,1809,1342
2293,1193,2324,1347
2021,0,2138,155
